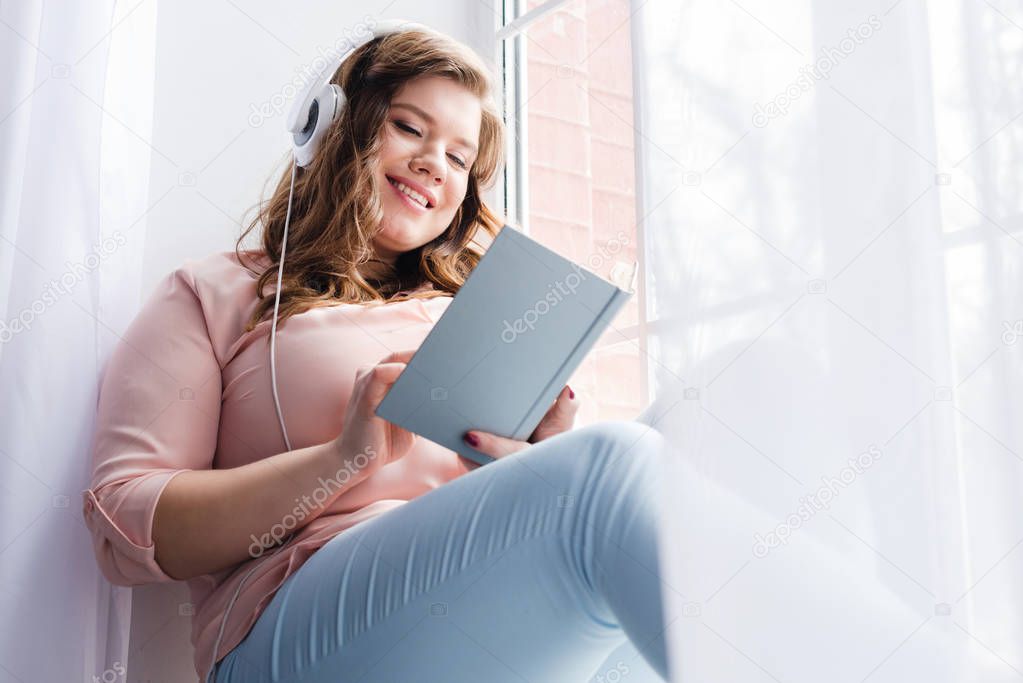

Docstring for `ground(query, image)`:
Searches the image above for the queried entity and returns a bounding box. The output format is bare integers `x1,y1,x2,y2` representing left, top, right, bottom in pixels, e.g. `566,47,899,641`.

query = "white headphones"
286,19,433,168
207,20,435,682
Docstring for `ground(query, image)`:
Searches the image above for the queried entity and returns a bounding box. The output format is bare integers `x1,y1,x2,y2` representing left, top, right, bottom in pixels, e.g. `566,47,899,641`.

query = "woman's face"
373,75,482,264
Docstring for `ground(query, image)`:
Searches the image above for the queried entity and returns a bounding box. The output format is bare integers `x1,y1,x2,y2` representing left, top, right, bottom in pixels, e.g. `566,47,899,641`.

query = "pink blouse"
80,249,477,682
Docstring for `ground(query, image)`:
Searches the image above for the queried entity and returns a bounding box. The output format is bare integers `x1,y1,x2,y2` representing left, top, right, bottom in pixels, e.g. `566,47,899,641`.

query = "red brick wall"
524,0,646,423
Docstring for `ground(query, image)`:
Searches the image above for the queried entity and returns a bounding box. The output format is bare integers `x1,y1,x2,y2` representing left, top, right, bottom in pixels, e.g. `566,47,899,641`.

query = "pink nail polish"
464,432,480,447
568,386,575,399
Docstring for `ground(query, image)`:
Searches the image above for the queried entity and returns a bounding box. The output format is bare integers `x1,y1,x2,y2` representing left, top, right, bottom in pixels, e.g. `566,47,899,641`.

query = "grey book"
375,225,636,466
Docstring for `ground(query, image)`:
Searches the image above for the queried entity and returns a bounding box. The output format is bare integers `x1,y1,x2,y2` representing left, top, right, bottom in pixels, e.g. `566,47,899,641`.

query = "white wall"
130,3,500,681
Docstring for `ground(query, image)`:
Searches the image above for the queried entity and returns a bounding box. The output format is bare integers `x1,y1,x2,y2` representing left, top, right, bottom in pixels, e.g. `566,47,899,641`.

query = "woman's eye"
394,121,420,136
395,121,468,169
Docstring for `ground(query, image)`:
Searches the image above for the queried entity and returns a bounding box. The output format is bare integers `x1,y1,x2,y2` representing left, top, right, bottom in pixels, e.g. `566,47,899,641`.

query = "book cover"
375,225,634,465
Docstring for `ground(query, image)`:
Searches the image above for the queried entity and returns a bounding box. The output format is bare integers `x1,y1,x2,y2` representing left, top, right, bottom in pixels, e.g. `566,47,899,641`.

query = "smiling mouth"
386,176,434,209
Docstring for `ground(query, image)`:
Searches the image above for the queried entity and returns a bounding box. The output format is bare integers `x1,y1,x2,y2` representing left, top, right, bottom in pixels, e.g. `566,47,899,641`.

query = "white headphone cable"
203,528,295,683
270,157,297,452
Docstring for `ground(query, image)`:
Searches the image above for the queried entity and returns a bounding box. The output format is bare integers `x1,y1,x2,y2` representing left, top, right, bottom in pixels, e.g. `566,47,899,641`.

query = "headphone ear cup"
326,83,345,123
293,83,346,167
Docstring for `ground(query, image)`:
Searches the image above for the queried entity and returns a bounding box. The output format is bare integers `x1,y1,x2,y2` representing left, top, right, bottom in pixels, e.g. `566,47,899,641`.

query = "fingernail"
463,432,480,447
568,386,575,400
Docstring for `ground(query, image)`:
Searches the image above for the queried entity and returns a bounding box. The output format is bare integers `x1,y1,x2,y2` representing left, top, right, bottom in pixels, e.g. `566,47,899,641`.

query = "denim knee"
573,420,667,469
531,420,667,506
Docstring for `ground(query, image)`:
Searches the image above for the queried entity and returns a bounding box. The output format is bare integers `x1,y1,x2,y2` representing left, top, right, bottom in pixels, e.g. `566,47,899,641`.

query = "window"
501,0,649,424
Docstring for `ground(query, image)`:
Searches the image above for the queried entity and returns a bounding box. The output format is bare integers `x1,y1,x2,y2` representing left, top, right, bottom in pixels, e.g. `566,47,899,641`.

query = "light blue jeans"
214,420,671,683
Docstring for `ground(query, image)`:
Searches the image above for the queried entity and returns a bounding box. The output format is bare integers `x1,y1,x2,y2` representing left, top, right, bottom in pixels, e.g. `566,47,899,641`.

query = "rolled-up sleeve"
81,265,222,586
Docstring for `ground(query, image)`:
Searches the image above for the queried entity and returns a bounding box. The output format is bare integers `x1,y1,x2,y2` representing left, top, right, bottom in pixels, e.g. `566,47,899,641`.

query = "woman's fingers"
463,429,530,459
360,363,411,406
529,385,579,443
550,385,579,421
353,351,419,416
356,351,416,383
379,349,417,364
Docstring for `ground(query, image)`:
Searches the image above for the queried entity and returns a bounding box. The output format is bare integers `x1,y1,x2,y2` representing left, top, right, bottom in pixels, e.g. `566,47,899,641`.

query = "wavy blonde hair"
236,27,508,332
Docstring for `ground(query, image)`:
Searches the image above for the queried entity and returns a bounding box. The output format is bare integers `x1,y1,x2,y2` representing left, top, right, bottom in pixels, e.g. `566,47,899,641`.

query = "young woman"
81,26,671,683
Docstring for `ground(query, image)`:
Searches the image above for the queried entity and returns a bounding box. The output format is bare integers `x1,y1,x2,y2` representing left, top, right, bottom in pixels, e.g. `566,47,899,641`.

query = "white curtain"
635,0,1023,680
0,1,157,681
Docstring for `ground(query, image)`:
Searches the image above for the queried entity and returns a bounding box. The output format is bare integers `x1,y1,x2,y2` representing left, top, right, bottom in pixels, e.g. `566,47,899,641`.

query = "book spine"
510,288,632,441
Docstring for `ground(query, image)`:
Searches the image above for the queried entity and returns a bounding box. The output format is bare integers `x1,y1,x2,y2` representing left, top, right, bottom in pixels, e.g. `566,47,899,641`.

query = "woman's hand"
461,385,579,462
333,349,419,477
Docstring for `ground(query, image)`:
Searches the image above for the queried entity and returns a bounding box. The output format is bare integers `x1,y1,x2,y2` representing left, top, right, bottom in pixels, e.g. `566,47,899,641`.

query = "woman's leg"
215,420,674,683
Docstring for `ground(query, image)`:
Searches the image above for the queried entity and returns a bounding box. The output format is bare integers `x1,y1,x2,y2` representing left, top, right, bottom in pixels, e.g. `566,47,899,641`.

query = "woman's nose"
411,149,445,184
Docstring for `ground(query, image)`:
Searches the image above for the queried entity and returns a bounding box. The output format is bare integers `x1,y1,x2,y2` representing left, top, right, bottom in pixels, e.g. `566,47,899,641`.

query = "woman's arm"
152,439,369,581
152,349,422,582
